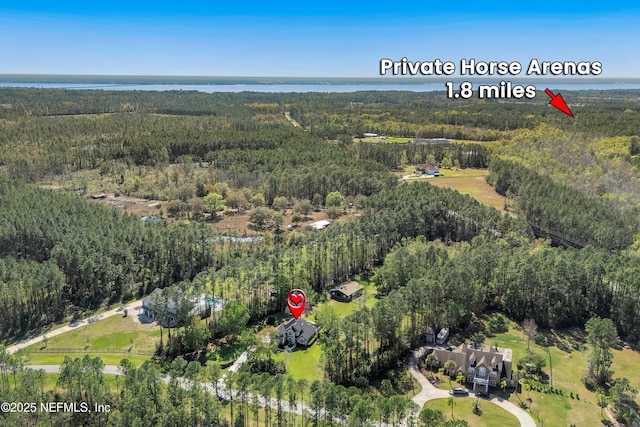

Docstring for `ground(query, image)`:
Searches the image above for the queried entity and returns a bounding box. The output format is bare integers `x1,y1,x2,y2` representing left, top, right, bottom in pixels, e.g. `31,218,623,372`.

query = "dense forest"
2,88,640,425
487,159,637,250
317,231,640,390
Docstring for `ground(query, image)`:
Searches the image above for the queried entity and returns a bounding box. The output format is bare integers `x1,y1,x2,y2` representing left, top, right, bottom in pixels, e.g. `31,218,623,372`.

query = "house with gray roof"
141,287,214,328
276,318,319,351
430,343,514,392
329,281,364,302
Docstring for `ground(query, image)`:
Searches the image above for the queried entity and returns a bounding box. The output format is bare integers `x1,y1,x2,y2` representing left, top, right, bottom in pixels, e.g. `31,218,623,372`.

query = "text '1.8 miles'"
445,81,537,99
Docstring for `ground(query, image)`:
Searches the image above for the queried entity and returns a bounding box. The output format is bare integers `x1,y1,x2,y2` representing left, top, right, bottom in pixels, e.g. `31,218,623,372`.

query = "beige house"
431,343,514,392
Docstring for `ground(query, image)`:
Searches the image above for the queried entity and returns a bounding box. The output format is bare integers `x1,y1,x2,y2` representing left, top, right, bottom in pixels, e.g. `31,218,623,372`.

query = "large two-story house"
275,318,319,351
141,287,212,328
431,343,514,392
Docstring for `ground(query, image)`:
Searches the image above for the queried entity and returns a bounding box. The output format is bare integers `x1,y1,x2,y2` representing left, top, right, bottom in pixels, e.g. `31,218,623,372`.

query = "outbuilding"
329,281,364,302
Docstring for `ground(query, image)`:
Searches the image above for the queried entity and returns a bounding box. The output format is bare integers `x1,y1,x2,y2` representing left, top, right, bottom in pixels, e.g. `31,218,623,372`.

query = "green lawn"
21,352,151,367
480,316,640,426
308,281,378,322
26,314,161,353
423,397,519,427
611,347,640,393
19,314,159,369
272,344,323,382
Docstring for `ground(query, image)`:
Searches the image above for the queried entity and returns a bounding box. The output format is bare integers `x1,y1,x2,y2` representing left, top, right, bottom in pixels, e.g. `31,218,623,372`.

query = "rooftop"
330,281,363,296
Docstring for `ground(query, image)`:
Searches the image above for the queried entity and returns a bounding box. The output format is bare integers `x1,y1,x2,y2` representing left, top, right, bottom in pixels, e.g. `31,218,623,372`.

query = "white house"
141,287,215,327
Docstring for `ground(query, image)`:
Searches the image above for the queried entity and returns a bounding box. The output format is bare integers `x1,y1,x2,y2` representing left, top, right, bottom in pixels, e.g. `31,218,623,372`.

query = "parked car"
436,327,449,345
475,391,490,399
452,387,469,396
217,393,231,404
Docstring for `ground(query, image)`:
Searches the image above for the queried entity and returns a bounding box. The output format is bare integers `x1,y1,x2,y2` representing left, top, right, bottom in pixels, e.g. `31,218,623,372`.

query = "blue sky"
1,1,639,77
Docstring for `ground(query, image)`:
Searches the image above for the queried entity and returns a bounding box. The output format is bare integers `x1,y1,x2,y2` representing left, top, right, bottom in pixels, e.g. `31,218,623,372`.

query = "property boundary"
22,347,155,356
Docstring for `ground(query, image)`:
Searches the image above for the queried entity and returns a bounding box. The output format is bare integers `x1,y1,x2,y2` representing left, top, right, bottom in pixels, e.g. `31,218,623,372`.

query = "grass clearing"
425,173,508,213
308,281,378,322
354,137,412,143
438,168,490,178
398,167,507,214
20,314,158,368
272,344,324,382
480,315,640,426
22,352,150,367
25,313,161,353
423,397,519,427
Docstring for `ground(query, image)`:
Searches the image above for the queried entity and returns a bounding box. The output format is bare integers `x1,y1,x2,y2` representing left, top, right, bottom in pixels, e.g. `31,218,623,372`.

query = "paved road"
408,348,536,427
27,364,357,425
6,299,143,355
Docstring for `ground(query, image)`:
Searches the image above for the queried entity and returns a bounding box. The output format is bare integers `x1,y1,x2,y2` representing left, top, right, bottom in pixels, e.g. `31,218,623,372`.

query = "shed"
329,281,364,302
309,220,331,230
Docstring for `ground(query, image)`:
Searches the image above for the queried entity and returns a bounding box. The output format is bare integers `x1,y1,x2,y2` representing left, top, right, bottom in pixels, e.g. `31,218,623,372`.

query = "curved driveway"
6,300,143,355
408,350,536,427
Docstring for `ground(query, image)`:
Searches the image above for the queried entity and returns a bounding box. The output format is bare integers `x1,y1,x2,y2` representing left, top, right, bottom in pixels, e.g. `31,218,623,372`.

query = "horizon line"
1,74,639,81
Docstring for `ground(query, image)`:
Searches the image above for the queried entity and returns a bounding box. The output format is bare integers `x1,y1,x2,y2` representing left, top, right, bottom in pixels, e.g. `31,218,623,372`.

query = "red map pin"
286,289,307,319
545,88,574,118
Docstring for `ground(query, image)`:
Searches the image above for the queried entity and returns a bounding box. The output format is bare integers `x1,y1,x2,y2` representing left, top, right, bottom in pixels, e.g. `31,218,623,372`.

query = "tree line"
488,158,636,251
318,234,640,391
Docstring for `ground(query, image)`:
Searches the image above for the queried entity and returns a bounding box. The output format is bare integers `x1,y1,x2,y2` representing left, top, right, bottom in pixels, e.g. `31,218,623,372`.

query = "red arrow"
544,88,574,117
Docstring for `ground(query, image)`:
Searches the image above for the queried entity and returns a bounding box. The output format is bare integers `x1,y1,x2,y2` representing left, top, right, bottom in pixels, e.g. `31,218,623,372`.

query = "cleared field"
423,397,519,427
488,317,640,426
353,137,412,143
424,171,508,214
25,313,161,353
308,281,378,321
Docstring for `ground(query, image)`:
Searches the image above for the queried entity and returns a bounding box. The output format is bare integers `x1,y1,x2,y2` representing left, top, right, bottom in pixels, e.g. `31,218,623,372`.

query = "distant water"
1,81,640,93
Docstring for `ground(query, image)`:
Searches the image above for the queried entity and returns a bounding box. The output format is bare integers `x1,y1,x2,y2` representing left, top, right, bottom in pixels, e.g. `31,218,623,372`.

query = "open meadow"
19,313,159,367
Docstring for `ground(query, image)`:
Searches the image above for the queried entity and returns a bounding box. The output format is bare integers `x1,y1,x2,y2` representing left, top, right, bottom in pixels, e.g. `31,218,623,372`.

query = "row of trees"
0,346,425,427
0,176,233,339
353,142,489,170
488,158,636,250
316,234,640,389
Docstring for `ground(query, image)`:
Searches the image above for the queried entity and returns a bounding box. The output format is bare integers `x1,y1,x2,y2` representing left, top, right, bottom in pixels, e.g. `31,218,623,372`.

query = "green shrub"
488,315,508,334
